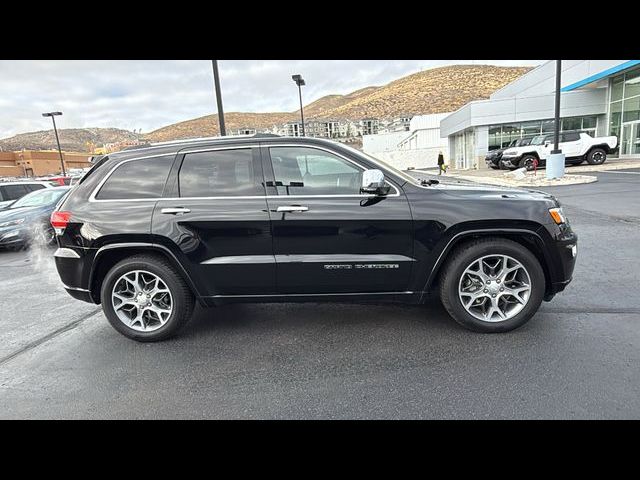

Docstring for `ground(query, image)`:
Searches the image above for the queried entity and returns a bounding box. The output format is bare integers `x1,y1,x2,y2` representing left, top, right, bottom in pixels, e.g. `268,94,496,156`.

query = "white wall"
362,131,410,152
371,148,445,170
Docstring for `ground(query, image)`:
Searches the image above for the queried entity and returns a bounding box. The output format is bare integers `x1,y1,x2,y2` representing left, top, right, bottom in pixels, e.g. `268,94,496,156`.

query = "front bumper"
543,224,578,298
0,227,28,247
500,155,522,169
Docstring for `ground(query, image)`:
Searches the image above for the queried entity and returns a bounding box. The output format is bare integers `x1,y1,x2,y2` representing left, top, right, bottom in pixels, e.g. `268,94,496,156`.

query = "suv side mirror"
361,169,390,196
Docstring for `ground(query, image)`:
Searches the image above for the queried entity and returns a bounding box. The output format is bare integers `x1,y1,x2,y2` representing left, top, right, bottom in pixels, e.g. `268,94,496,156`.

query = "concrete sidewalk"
413,157,640,187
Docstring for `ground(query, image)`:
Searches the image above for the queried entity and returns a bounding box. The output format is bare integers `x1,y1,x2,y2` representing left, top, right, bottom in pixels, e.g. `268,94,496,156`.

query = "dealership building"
440,60,640,169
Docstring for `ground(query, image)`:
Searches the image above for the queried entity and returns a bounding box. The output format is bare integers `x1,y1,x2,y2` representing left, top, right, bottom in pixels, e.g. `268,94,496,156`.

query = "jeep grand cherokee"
51,135,577,341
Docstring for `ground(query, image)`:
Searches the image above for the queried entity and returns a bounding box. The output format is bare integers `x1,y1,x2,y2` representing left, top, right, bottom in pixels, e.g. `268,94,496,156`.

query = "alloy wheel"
458,254,532,322
111,270,173,332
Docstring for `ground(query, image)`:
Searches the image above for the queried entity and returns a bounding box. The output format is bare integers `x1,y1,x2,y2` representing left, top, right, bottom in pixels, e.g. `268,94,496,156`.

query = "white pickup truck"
500,132,618,171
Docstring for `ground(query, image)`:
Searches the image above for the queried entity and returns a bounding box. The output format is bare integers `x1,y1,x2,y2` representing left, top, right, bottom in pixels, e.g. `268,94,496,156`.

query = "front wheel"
586,148,606,165
439,238,545,333
519,155,538,171
100,254,195,342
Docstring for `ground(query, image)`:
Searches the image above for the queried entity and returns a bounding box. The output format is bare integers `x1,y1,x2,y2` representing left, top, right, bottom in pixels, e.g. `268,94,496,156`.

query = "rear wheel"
586,148,606,165
100,254,194,342
439,238,545,333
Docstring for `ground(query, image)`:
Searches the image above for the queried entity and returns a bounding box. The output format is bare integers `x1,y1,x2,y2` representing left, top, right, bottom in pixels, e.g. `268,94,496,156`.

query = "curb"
450,173,598,188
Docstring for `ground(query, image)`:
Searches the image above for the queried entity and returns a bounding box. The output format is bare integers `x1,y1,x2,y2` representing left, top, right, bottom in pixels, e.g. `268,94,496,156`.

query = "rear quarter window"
95,155,175,200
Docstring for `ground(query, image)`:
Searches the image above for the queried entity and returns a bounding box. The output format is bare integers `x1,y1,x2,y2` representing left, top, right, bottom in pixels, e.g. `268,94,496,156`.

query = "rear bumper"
54,247,97,304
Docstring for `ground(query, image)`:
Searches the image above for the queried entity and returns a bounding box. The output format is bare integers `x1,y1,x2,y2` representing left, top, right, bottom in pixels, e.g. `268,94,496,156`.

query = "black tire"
439,237,545,333
519,155,538,171
586,148,607,165
100,254,195,342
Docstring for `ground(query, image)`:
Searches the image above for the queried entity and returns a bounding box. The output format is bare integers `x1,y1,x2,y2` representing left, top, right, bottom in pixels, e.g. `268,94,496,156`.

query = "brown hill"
143,64,532,142
0,128,139,153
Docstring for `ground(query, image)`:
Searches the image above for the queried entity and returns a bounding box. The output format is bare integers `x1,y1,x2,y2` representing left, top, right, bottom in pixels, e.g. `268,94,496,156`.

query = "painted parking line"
599,171,640,175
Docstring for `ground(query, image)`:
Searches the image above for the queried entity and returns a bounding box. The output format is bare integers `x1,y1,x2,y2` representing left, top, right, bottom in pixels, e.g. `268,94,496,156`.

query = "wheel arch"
588,144,611,154
88,243,203,304
420,228,554,301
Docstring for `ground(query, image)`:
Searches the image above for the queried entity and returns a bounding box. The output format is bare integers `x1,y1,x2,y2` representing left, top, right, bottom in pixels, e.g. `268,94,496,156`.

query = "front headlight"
0,218,25,228
549,207,567,225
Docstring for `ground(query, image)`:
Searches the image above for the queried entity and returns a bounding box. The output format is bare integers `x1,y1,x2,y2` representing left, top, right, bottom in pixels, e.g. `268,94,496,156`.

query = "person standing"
437,151,446,175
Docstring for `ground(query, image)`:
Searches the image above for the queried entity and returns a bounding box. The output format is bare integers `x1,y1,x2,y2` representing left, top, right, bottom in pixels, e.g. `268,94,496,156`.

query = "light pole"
292,74,306,136
42,111,66,176
547,60,565,179
211,60,226,136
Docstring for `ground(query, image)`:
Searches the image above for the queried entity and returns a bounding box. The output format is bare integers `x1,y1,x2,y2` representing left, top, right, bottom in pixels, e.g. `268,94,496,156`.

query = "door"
559,132,582,158
152,146,276,297
621,122,640,156
263,144,414,295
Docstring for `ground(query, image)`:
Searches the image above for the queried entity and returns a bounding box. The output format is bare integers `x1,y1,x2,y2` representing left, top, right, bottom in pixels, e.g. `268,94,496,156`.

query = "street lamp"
42,111,66,176
292,74,306,137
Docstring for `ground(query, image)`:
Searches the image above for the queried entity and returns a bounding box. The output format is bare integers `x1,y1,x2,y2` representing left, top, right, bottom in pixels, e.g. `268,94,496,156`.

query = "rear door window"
178,148,262,197
95,155,175,200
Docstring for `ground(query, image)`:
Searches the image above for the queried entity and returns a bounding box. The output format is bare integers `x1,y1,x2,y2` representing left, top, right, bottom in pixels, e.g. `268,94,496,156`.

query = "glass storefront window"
542,120,556,132
611,75,624,102
624,69,640,99
582,116,597,129
562,117,582,131
623,96,640,123
522,121,541,136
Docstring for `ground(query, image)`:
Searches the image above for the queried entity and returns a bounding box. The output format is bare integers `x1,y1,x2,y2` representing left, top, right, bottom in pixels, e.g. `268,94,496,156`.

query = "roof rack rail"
147,132,281,147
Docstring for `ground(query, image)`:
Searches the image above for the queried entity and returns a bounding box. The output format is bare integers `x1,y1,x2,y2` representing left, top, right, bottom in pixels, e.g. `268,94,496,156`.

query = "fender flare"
419,227,554,300
89,242,203,301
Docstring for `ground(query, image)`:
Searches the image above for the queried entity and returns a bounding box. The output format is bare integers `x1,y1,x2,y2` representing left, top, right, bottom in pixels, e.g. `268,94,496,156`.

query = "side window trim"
263,143,400,197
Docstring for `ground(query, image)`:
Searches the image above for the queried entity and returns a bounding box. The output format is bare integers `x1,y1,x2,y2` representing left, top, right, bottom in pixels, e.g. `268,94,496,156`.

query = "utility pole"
211,60,226,136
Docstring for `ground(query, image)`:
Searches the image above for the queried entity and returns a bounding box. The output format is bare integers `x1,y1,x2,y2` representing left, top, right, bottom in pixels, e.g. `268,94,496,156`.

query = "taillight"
50,211,71,232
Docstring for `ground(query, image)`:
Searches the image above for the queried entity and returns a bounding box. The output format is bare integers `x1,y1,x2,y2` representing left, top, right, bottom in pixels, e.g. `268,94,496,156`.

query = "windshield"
338,143,419,186
10,187,69,209
530,135,547,145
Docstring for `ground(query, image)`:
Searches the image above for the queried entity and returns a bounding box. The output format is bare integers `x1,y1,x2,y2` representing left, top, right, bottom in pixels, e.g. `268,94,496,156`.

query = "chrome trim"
63,284,90,293
88,142,402,203
209,291,414,299
276,205,309,213
201,255,276,265
199,254,415,265
275,254,414,263
54,247,80,259
161,207,191,215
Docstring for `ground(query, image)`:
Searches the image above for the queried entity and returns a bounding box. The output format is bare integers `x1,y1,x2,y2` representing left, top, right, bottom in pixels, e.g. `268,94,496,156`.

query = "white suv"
500,132,618,171
0,181,57,209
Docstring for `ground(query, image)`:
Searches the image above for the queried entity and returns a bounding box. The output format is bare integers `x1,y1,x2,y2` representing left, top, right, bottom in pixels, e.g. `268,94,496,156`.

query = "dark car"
485,137,533,170
0,186,71,249
51,135,577,342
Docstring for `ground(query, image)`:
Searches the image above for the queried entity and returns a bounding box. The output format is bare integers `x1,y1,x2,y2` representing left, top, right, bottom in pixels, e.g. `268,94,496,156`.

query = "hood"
429,181,558,204
0,204,49,223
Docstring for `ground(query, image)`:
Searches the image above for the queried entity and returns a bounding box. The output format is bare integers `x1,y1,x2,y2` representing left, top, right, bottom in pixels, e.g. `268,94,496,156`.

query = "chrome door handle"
161,207,191,215
276,206,308,213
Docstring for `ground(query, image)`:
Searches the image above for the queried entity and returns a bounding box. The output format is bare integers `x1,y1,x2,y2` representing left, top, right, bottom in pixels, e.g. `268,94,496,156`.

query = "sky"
0,60,545,139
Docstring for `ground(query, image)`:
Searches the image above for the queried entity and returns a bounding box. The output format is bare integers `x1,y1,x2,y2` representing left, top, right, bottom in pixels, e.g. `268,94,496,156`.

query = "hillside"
0,128,139,153
142,64,532,142
0,64,533,150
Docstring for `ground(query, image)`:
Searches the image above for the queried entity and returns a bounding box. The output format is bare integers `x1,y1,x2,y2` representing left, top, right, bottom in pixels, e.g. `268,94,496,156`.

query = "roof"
106,134,344,160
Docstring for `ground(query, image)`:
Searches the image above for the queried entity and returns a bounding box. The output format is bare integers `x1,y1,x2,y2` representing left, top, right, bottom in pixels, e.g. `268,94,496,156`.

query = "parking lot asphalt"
0,169,639,419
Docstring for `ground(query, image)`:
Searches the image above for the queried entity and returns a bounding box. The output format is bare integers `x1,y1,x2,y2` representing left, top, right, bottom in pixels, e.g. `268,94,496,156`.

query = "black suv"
51,135,577,341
